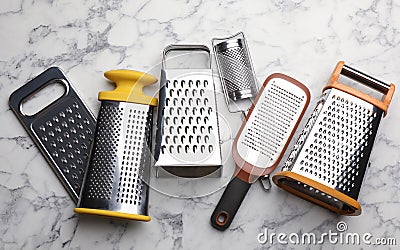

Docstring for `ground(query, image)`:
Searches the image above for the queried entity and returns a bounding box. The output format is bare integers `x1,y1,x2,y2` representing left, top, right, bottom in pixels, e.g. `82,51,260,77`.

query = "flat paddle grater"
211,74,310,231
213,32,259,113
273,61,395,216
75,70,158,221
9,67,96,204
154,45,222,178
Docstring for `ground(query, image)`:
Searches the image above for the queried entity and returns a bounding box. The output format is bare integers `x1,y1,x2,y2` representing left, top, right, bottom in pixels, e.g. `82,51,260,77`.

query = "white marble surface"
1,0,400,249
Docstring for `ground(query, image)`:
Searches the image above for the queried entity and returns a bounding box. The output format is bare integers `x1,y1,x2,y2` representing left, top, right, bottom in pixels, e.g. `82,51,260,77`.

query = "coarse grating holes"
33,100,94,193
161,79,216,156
290,90,380,198
86,104,123,200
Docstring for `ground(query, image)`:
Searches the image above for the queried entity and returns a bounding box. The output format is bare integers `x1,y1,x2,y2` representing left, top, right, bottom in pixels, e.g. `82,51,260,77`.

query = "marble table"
1,0,399,249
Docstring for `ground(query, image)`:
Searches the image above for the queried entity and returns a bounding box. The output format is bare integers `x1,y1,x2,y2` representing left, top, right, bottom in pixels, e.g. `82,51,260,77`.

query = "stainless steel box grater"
273,61,395,215
213,32,259,113
154,45,222,178
9,67,96,204
75,70,157,221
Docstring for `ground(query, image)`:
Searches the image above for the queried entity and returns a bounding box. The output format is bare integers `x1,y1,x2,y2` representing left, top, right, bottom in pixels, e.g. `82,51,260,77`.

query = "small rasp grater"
154,45,222,178
211,74,310,230
273,61,395,216
9,67,96,204
75,70,157,221
213,32,259,113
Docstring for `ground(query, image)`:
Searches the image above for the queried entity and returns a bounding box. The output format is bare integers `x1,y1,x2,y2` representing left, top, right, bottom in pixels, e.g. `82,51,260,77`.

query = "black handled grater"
273,61,395,216
211,74,310,230
9,67,96,204
75,70,157,221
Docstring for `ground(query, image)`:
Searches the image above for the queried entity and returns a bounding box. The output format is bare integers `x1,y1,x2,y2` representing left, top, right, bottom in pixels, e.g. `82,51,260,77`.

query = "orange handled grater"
273,61,395,215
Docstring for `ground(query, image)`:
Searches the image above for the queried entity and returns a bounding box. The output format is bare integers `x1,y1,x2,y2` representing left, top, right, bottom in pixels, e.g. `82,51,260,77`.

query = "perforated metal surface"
236,78,308,167
155,69,222,170
78,101,152,215
32,97,96,203
214,38,258,101
282,88,382,199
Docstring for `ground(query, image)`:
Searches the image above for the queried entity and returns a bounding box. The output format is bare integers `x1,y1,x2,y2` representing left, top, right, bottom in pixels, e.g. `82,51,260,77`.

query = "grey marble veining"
1,0,400,249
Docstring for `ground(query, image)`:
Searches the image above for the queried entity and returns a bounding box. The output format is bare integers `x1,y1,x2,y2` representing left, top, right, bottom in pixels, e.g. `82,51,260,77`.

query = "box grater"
9,67,96,204
75,70,157,221
154,44,222,178
273,61,395,216
213,32,259,113
211,73,310,231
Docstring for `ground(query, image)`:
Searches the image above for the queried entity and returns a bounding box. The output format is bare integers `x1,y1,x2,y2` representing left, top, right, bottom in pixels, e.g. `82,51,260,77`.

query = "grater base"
273,171,361,215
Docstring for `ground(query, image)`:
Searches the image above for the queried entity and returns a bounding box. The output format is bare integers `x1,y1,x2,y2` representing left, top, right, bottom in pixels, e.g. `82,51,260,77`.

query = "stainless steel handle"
162,44,211,69
341,64,391,94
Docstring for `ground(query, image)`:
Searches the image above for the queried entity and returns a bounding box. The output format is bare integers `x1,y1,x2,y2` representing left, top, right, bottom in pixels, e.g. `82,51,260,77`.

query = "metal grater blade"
210,73,310,231
213,32,259,113
234,75,309,174
155,45,222,178
273,61,395,216
79,101,152,213
32,97,95,200
9,67,96,204
282,89,382,199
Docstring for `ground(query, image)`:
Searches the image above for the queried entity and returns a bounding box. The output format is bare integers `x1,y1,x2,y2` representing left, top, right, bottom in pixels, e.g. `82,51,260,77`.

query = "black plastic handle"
341,64,390,94
210,176,251,231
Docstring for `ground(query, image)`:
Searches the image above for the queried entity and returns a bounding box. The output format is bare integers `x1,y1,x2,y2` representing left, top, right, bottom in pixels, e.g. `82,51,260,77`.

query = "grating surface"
155,70,222,167
215,39,258,101
237,78,307,167
80,101,152,213
116,107,152,205
85,103,122,200
33,97,95,199
284,89,382,199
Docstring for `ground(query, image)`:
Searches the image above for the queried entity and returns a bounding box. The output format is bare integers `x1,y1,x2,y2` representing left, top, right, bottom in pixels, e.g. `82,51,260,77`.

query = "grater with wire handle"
9,67,96,204
213,32,259,113
273,61,395,216
154,44,222,178
75,70,157,221
210,74,310,230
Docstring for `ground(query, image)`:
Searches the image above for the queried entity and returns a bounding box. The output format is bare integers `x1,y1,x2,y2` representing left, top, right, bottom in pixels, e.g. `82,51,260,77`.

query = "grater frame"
9,67,96,204
212,32,259,113
273,61,396,216
154,44,223,178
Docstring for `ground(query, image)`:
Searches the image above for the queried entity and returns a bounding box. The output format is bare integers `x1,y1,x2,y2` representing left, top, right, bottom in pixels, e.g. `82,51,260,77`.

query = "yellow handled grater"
75,70,157,221
273,61,395,216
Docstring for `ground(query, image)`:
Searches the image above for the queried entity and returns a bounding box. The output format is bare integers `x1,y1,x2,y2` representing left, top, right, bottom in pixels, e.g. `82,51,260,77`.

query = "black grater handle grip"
341,65,391,94
210,176,251,231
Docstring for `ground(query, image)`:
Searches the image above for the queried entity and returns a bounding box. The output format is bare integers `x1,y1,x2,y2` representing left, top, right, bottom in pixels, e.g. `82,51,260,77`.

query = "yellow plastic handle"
99,70,158,106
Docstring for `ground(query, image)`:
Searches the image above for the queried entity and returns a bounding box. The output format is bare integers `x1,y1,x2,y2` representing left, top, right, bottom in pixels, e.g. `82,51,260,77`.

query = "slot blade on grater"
9,67,96,204
211,73,310,231
154,44,222,178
